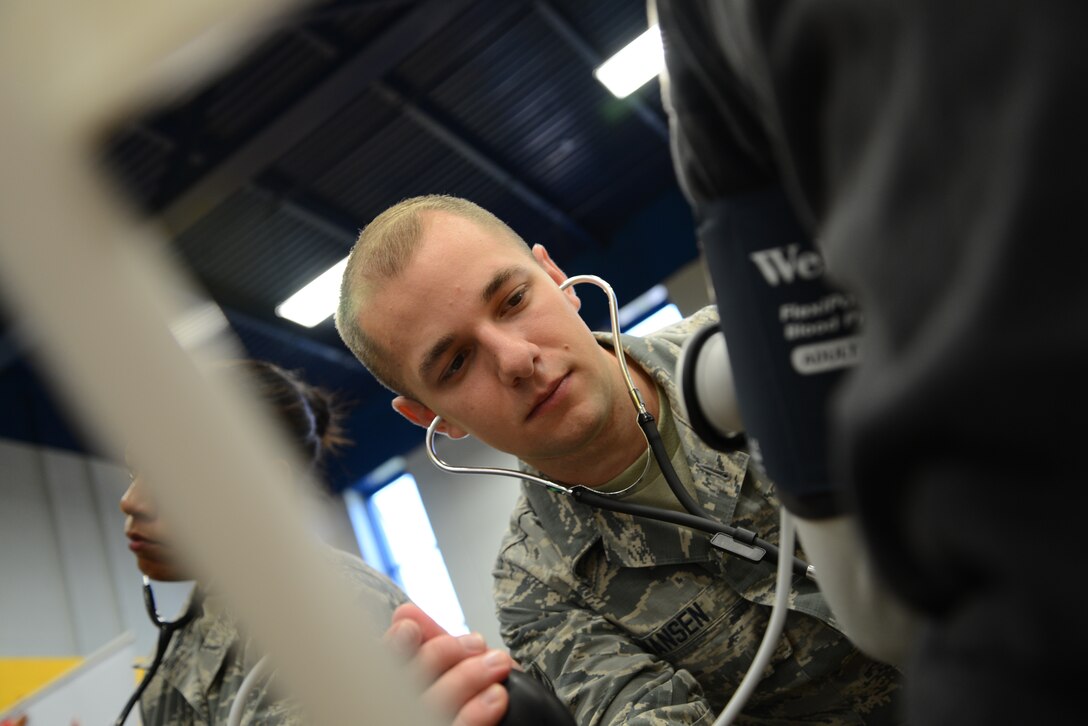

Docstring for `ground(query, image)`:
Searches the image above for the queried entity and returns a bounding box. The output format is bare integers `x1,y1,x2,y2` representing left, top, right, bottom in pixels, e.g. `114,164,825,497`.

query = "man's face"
362,211,623,467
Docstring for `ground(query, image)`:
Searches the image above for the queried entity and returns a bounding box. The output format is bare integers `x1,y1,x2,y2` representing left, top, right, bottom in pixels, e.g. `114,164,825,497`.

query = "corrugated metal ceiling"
74,0,699,484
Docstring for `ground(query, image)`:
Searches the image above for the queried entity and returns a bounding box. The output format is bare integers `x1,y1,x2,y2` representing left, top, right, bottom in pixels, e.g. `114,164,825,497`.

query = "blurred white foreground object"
0,2,437,724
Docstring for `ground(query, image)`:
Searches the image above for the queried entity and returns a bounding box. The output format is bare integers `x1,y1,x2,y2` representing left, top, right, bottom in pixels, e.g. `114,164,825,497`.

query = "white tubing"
228,656,271,726
712,507,795,726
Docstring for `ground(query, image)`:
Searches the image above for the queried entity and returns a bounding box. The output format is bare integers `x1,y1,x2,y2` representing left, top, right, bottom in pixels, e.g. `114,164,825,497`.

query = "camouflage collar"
156,589,240,715
522,315,750,570
595,324,751,524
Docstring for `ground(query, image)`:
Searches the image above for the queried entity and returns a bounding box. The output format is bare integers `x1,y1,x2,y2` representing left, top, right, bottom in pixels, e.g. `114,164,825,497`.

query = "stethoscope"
425,275,814,580
116,577,271,726
114,576,201,725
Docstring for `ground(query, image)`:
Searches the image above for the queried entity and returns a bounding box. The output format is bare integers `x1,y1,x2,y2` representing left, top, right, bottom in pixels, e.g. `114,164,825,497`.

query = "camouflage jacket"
139,548,407,725
493,307,901,725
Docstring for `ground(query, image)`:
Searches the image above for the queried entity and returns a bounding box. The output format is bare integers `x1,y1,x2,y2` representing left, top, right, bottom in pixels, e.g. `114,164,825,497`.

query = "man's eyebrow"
419,333,456,382
481,265,528,305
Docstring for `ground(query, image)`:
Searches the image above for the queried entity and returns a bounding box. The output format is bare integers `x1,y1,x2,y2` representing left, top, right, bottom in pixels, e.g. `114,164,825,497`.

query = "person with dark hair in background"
117,360,516,725
653,1,1088,724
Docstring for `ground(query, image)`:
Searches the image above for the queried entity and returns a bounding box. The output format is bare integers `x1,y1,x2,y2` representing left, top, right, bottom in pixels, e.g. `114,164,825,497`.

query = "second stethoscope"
115,576,201,726
115,577,270,726
425,274,813,580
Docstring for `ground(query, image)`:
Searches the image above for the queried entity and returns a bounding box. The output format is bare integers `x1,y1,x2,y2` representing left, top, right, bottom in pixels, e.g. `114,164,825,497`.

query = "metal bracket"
710,533,767,564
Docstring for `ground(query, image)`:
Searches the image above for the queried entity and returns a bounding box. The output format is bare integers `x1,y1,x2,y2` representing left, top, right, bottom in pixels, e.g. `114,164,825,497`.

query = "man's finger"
451,683,508,726
384,618,422,657
412,630,488,680
392,602,448,641
424,650,513,720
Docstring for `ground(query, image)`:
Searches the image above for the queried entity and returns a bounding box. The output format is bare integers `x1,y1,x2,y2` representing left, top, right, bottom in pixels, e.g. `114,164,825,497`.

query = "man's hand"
386,603,514,726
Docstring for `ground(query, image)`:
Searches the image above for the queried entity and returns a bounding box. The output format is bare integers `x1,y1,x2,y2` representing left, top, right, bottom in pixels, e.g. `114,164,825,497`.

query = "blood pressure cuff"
699,187,860,519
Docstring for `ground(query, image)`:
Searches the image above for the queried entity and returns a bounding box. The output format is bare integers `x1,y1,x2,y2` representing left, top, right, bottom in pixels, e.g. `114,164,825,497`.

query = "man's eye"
505,288,526,309
442,352,467,381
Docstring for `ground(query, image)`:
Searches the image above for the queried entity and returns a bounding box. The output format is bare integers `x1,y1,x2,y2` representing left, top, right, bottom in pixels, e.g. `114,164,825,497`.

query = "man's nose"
483,326,538,385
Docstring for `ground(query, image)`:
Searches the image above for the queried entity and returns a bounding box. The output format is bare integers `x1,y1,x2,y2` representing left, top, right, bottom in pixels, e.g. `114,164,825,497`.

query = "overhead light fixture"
593,24,664,98
275,256,348,327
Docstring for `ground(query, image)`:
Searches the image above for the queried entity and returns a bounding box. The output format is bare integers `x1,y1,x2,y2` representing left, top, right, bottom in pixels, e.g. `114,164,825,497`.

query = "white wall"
0,438,167,658
403,438,522,649
0,437,368,661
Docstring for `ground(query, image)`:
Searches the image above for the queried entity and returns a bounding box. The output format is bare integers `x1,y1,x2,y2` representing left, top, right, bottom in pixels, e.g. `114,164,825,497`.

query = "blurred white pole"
0,2,438,724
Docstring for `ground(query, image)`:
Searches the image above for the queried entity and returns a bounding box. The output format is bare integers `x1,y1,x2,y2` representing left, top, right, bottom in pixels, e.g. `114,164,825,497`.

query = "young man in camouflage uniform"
336,195,903,725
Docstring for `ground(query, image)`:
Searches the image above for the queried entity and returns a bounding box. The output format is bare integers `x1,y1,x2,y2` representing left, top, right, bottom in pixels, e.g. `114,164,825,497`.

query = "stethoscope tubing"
424,275,813,579
426,417,809,578
115,577,200,725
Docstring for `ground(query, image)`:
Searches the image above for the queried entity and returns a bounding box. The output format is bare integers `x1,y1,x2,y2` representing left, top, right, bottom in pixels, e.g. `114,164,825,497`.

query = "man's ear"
391,396,469,439
532,243,581,311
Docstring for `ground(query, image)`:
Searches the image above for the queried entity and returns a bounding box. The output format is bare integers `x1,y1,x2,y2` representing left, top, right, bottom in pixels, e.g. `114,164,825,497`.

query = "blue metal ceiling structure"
1,0,700,490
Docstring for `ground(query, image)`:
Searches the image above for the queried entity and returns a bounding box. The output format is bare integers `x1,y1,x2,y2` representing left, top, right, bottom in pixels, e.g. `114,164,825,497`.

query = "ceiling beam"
252,170,363,242
296,0,421,26
224,305,364,372
372,80,600,249
160,0,478,237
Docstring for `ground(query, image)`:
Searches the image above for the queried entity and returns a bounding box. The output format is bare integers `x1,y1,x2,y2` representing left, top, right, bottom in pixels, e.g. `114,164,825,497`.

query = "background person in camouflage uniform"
335,195,904,725
120,360,408,725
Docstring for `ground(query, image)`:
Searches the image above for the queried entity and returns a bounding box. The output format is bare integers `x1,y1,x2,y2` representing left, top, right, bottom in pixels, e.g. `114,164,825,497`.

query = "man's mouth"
528,374,570,420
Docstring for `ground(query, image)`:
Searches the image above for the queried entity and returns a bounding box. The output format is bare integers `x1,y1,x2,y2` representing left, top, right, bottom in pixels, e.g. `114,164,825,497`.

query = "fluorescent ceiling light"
593,24,664,98
275,256,348,327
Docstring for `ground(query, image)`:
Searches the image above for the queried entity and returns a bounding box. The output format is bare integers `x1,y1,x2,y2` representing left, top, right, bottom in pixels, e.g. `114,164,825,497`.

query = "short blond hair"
335,195,530,396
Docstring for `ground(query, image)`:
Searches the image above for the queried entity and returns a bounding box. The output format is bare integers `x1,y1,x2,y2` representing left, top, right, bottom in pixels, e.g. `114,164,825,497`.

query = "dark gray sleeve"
654,0,781,211
756,0,1088,611
659,2,1088,721
659,0,1088,610
771,5,1088,723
